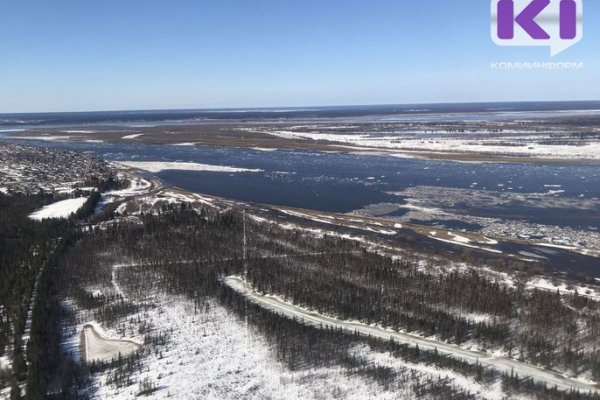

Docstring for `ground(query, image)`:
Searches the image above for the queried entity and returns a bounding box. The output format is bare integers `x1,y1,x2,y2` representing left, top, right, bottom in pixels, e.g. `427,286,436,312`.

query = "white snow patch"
29,197,88,220
62,130,96,134
536,243,577,251
121,133,144,139
116,161,263,174
14,135,71,141
430,236,503,254
0,128,25,133
519,251,548,260
450,233,471,243
480,237,499,245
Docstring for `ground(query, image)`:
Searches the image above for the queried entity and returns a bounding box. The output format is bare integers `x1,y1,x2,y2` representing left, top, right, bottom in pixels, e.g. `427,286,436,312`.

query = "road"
225,276,599,394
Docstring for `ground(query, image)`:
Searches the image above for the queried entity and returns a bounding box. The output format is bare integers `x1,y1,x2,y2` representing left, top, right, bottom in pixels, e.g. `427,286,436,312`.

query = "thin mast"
243,209,247,281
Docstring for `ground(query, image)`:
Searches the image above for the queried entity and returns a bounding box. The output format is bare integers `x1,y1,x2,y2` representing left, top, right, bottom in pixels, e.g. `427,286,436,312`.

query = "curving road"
225,276,599,394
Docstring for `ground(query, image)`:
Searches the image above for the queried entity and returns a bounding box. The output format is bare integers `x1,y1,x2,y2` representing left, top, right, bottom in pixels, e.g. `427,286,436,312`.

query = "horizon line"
2,99,600,116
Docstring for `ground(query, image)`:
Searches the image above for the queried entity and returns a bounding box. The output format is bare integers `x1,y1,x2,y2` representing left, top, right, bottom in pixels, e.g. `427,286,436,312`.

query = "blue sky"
0,0,598,112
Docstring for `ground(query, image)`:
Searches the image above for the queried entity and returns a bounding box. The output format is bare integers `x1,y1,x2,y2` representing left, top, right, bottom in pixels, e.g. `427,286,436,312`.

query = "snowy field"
66,290,423,399
59,261,528,400
28,196,89,220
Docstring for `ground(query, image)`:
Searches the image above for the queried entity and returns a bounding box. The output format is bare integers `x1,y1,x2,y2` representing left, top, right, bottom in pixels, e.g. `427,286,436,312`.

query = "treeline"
224,287,600,400
72,192,101,222
0,193,68,392
83,175,126,193
245,223,600,377
25,235,91,400
60,205,241,300
0,192,97,399
248,245,512,346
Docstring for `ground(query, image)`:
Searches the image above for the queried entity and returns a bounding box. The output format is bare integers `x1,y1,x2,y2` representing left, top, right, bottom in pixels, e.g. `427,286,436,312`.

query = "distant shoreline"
6,123,600,165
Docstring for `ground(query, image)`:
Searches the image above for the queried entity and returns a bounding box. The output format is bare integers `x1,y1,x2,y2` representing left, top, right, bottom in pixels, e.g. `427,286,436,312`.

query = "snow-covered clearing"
28,197,88,220
59,257,519,399
68,283,430,399
116,161,263,174
88,293,417,400
526,277,600,301
81,323,142,364
225,276,599,394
